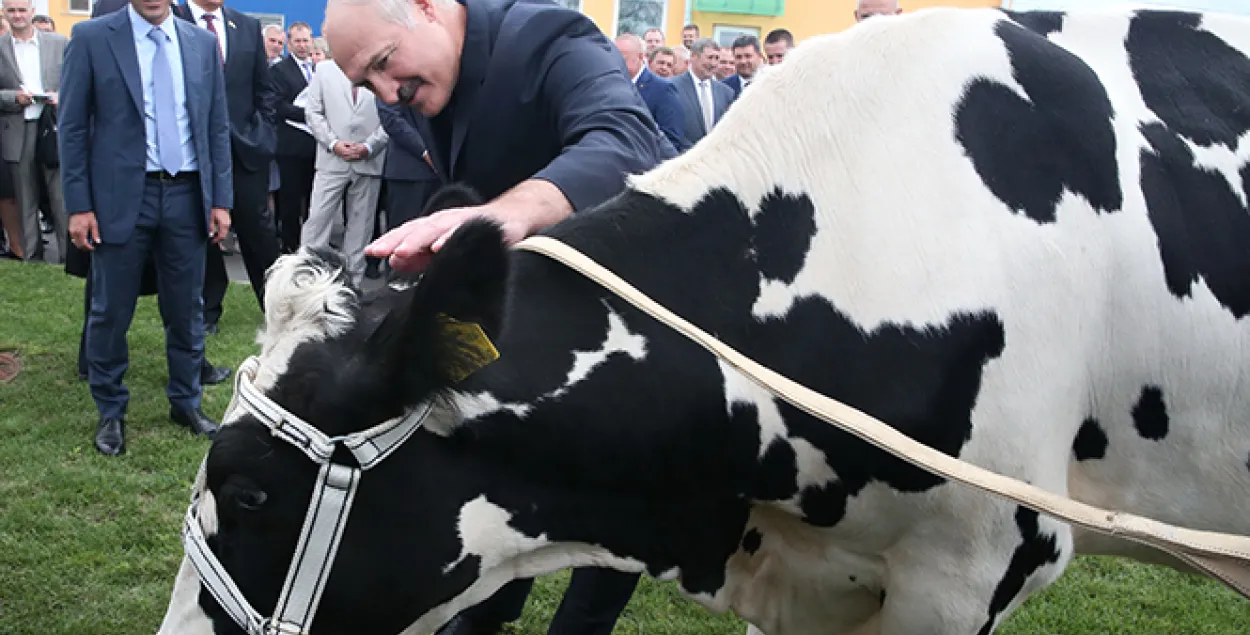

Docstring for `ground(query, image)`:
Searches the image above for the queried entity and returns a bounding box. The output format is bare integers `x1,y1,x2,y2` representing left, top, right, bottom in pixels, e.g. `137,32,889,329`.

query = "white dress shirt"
11,32,43,121
187,3,227,62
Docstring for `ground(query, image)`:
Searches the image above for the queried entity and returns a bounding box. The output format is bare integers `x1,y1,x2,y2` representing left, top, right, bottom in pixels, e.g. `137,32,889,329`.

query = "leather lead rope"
514,235,1250,600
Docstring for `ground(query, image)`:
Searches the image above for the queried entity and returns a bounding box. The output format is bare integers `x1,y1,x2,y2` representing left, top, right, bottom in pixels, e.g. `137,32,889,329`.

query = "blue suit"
635,66,689,153
722,73,744,99
376,100,440,226
59,6,233,421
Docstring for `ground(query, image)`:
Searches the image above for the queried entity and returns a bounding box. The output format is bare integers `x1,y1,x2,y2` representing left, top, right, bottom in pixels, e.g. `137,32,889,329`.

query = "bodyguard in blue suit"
376,99,441,227
616,32,689,153
61,0,234,456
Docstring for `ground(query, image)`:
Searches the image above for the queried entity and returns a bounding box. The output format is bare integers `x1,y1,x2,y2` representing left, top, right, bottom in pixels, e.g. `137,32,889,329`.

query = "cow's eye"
220,475,269,513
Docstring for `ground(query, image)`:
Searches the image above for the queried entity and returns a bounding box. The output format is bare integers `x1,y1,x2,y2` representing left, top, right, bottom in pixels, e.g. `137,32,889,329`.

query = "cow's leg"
878,502,1073,635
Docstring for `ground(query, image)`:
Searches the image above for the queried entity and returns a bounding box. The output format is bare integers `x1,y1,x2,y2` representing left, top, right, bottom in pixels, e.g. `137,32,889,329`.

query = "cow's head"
155,186,651,635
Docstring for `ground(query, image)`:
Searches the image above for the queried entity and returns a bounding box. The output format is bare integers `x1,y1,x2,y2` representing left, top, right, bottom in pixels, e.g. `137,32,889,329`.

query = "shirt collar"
631,64,645,84
129,3,178,43
12,30,38,46
187,3,224,27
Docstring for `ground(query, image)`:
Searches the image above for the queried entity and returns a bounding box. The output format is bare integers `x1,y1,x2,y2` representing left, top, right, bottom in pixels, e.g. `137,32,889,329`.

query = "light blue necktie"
148,26,182,175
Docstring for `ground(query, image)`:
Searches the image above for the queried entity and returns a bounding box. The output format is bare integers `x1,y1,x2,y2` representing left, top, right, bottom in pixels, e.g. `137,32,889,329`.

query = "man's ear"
367,218,509,391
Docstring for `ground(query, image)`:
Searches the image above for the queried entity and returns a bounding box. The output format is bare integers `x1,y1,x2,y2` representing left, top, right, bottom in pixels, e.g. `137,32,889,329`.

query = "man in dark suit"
172,0,279,334
268,21,317,253
674,38,735,147
721,35,763,99
61,0,233,456
376,99,439,228
328,0,666,273
615,32,689,153
324,0,669,632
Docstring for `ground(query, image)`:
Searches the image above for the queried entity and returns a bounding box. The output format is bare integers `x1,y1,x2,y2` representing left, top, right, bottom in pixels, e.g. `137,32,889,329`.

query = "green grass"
1,259,1247,635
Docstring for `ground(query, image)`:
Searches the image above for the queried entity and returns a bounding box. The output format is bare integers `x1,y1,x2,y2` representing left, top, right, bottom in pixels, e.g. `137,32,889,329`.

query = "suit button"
349,125,360,136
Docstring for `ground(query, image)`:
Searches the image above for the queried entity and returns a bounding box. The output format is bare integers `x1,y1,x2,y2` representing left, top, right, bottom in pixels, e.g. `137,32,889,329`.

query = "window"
694,0,784,16
713,24,760,48
554,0,583,10
68,0,91,13
615,0,666,37
247,12,286,32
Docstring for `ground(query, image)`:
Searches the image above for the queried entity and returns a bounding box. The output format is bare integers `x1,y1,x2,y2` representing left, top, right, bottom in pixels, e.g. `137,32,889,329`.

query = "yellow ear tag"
437,314,500,383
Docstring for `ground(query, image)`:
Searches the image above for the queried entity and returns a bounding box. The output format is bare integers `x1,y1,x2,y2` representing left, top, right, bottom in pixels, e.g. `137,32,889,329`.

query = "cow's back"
626,7,1250,629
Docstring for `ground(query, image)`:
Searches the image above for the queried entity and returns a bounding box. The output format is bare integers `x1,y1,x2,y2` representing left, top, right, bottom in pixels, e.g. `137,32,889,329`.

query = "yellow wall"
45,0,91,36
583,0,1002,47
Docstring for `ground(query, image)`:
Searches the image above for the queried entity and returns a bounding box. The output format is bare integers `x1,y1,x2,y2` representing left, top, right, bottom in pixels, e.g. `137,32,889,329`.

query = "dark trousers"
276,155,315,253
458,569,640,635
202,161,279,326
385,179,438,229
86,176,207,420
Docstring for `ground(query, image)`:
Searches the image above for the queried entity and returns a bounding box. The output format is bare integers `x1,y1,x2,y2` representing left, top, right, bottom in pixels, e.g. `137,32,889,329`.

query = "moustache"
397,79,423,106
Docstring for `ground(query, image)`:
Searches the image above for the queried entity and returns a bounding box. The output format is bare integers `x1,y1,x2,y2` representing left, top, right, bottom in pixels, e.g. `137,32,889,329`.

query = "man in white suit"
300,58,388,285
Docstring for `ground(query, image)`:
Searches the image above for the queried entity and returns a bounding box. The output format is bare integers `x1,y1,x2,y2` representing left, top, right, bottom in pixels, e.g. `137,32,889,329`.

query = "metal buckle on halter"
258,617,304,635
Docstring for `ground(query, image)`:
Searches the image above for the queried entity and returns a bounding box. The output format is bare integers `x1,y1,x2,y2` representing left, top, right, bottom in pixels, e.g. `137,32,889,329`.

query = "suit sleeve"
532,35,664,212
376,100,427,158
207,42,233,209
303,71,333,150
655,80,690,153
362,108,389,157
58,23,94,216
250,22,277,132
271,62,305,123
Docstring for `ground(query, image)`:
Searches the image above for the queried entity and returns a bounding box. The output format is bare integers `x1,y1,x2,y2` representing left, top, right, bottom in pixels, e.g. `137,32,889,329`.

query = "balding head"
614,33,646,78
855,0,901,22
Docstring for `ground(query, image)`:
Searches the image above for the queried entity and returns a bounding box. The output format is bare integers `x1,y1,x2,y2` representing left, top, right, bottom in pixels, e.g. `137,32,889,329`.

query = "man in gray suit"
0,0,66,262
300,58,388,286
674,38,734,148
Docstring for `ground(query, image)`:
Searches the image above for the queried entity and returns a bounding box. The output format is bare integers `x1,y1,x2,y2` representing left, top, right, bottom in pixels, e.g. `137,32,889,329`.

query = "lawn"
1,259,1247,635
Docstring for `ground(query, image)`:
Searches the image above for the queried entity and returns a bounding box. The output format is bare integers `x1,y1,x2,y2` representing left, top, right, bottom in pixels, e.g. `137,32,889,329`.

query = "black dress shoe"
200,359,232,385
94,417,125,456
170,406,220,438
434,616,503,635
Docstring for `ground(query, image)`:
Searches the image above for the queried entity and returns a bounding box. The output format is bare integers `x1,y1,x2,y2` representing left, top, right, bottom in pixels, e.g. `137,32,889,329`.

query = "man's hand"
45,91,57,106
209,208,231,244
15,89,32,106
350,144,370,161
332,141,356,159
69,212,101,251
364,179,572,273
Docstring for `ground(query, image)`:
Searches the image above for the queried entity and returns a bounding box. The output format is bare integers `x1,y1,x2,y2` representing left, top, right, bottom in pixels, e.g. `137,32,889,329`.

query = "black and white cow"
157,7,1250,635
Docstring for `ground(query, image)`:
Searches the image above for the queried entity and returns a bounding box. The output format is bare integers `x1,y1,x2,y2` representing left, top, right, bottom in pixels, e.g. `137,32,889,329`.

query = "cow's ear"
368,218,509,392
422,182,486,216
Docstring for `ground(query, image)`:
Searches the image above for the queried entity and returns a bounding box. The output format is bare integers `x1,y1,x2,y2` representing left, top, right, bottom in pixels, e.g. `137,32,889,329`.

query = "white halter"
181,356,432,635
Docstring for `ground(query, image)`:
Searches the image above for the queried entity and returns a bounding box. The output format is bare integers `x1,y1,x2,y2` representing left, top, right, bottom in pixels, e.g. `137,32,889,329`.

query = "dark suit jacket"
722,74,744,99
269,53,316,159
424,0,665,212
90,0,127,17
171,3,276,173
59,9,233,244
635,66,689,153
377,100,438,183
673,71,734,146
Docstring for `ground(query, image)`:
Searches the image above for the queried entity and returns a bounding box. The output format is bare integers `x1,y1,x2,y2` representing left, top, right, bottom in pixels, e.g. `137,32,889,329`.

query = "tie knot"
203,14,214,22
148,27,166,45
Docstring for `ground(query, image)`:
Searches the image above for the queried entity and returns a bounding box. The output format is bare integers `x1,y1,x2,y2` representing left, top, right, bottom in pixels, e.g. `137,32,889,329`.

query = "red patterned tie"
202,14,224,64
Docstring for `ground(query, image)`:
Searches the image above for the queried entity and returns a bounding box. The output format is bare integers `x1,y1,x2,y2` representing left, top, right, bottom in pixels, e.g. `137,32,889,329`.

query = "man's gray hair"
689,37,719,57
325,0,457,27
263,24,284,37
672,44,690,60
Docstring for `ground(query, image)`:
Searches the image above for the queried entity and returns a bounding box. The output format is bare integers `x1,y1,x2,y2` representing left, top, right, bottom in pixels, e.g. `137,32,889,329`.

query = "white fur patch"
549,303,648,398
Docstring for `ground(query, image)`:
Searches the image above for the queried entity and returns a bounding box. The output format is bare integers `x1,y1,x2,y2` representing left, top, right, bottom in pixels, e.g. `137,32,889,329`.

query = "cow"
155,6,1250,635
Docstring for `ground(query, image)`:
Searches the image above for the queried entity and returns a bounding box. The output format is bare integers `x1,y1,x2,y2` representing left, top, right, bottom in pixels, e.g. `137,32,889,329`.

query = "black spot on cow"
1138,122,1250,318
752,304,1006,526
1000,9,1065,36
977,507,1062,635
1132,386,1169,441
1073,417,1108,461
1245,451,1250,473
741,528,763,555
954,20,1121,224
752,188,817,284
1127,11,1250,149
